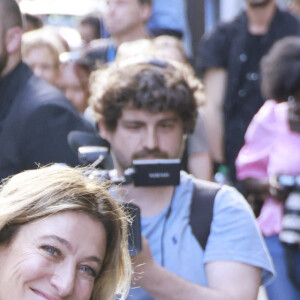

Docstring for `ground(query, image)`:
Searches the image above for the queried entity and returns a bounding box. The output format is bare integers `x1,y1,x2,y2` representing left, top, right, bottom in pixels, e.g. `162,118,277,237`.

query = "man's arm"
132,237,261,300
203,68,227,163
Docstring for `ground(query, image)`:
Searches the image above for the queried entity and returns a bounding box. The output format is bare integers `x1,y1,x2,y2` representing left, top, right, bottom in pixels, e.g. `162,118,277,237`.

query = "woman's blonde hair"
0,165,131,300
22,26,68,69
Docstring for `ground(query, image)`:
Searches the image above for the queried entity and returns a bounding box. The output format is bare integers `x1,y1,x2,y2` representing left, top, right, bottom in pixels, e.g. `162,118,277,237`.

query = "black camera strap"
189,180,221,251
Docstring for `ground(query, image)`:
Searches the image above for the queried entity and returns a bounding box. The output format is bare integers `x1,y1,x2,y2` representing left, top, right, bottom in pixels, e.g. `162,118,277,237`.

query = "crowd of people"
0,0,299,299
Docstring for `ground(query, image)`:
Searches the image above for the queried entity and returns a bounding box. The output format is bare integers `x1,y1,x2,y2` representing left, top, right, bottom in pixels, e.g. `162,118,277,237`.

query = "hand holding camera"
268,174,290,202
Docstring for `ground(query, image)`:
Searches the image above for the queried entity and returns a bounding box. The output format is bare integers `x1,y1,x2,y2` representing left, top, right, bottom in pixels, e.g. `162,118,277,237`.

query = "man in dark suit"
0,0,93,181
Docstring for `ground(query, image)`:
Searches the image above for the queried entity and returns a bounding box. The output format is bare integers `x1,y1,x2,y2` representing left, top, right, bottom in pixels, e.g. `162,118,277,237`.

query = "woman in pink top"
236,37,300,300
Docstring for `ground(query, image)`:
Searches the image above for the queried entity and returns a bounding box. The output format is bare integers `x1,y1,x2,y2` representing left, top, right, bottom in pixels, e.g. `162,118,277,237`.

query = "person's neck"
113,26,149,47
120,184,175,218
246,1,277,35
0,53,21,80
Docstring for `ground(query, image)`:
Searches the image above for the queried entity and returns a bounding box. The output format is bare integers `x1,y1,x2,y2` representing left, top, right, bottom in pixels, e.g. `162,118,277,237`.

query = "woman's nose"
50,264,76,297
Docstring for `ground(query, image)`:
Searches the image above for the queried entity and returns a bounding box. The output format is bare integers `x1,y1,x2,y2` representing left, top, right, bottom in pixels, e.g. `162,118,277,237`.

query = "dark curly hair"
90,58,201,133
260,36,300,102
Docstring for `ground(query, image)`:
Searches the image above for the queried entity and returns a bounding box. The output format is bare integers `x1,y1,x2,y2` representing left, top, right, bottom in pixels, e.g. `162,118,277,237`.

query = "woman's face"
0,211,107,300
24,45,59,87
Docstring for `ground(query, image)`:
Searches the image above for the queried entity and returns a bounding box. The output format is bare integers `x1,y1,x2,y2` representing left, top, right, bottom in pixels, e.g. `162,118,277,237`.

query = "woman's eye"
80,265,97,278
41,245,61,256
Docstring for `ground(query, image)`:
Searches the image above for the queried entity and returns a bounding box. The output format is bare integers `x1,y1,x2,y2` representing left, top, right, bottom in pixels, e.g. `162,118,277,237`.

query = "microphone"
67,131,110,166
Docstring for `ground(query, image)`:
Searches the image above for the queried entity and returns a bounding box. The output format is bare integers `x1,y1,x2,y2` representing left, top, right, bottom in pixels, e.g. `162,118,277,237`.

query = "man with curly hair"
91,58,274,300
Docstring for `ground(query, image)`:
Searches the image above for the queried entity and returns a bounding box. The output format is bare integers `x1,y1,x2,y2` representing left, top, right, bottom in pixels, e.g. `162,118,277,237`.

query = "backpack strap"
189,179,221,250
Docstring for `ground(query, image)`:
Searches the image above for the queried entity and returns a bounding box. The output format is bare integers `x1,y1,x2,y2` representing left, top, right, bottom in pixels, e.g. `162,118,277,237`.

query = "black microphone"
68,131,109,153
67,131,110,165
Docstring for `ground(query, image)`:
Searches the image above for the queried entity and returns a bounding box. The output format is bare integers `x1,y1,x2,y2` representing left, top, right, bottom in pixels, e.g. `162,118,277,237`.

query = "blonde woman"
0,165,131,300
22,27,67,87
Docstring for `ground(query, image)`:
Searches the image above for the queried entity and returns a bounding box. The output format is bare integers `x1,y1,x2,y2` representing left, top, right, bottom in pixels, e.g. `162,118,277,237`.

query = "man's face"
101,109,185,174
0,19,9,78
103,0,150,38
246,0,273,7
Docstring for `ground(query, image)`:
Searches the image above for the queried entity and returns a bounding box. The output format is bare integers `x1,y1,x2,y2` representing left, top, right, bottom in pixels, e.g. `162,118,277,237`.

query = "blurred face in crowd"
100,108,185,174
24,45,59,86
103,0,151,38
79,23,97,45
60,62,90,113
0,211,106,300
246,0,273,7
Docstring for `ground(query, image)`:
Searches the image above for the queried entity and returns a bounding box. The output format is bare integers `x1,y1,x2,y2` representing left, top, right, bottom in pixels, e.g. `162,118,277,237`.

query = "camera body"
81,148,181,187
278,174,300,246
125,159,181,186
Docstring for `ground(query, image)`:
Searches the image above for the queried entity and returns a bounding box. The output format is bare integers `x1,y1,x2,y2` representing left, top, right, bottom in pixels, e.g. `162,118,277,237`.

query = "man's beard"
113,148,170,175
247,0,272,8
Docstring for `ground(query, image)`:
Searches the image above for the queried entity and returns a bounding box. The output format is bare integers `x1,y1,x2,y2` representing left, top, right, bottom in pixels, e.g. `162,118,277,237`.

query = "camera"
124,159,181,186
278,174,300,246
79,146,181,187
78,146,181,256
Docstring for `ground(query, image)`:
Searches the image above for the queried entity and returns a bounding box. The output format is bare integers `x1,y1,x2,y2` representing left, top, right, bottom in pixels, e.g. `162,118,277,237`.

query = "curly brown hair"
90,58,202,133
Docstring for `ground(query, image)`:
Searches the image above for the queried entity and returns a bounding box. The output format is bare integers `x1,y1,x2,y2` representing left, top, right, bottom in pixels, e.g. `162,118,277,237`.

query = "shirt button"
239,53,247,62
238,89,246,97
246,72,259,81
